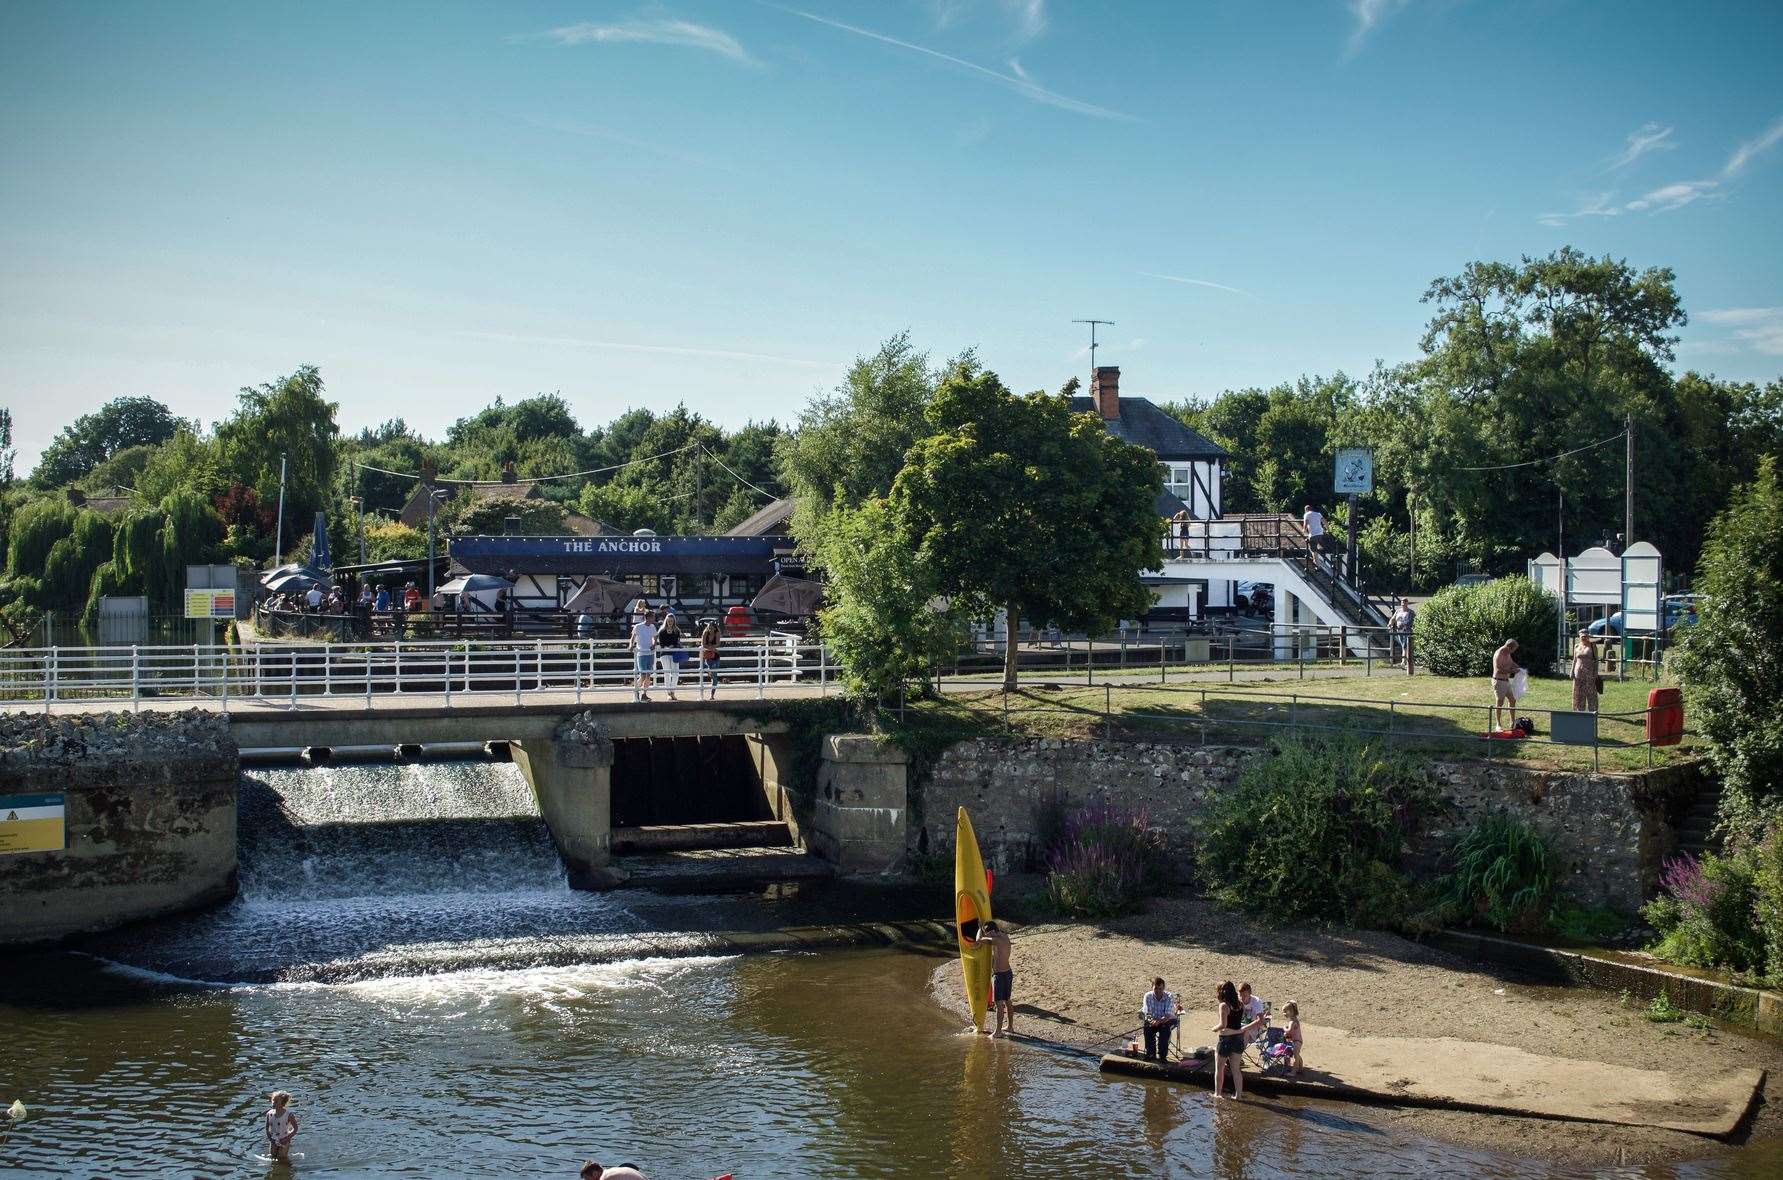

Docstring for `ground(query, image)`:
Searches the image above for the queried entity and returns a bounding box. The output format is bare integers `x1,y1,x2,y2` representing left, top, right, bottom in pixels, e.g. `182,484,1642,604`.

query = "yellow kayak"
954,807,993,1032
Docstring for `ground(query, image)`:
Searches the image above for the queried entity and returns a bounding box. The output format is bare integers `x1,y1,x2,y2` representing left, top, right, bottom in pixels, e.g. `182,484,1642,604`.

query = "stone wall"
812,735,908,874
0,711,240,945
915,738,1701,912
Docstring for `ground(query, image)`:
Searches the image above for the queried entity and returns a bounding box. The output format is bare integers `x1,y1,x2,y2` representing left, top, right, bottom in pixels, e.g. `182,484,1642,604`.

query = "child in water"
1281,1002,1305,1075
264,1090,298,1161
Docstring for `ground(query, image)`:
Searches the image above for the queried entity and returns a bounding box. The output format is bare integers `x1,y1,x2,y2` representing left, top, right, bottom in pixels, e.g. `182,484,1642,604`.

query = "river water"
2,763,1778,1177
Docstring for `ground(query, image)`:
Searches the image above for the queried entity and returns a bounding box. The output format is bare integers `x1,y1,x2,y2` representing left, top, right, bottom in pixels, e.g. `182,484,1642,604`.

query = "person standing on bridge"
656,610,683,700
630,608,659,702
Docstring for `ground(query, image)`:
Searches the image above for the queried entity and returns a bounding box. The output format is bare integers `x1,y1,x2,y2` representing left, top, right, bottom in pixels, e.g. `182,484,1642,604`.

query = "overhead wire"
352,441,701,485
1455,429,1627,473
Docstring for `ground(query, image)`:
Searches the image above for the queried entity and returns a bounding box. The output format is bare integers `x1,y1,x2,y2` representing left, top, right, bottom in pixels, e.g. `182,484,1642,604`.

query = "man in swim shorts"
976,920,1015,1037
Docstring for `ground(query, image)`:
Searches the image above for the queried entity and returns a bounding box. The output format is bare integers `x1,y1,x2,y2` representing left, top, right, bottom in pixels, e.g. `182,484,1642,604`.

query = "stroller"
1247,1007,1296,1073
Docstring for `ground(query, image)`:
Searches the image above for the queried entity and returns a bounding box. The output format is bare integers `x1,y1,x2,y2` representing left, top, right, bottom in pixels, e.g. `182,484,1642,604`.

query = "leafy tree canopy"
31,395,179,488
887,365,1163,688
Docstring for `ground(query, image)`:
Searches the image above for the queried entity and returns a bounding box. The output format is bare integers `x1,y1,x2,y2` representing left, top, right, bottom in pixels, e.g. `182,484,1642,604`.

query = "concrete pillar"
512,713,623,889
1273,585,1294,659
813,734,908,874
745,733,802,846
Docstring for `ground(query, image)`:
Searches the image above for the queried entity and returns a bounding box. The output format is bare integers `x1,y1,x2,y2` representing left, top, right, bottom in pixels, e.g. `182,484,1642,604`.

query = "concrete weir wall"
915,738,1701,912
0,712,240,945
811,735,909,874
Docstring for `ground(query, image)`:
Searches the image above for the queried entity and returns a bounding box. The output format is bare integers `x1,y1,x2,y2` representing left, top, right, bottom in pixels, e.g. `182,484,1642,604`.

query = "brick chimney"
501,460,518,485
1091,366,1121,419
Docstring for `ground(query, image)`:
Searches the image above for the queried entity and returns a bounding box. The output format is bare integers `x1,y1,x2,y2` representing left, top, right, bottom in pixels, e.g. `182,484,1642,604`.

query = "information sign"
0,792,65,854
184,588,236,619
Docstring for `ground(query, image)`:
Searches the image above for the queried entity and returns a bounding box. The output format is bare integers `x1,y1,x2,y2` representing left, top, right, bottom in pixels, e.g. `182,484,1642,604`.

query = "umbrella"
751,574,825,617
438,574,514,596
563,575,648,616
310,511,332,571
261,569,327,594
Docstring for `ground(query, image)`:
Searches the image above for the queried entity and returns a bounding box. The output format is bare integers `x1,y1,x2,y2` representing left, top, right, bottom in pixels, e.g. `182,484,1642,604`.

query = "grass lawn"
901,672,1690,773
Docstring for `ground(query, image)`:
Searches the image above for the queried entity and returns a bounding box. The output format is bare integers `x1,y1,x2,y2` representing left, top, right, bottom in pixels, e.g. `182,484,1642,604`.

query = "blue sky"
3,0,1780,472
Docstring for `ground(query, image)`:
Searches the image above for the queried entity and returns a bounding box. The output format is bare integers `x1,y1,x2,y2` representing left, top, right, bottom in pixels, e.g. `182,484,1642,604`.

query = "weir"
0,707,911,945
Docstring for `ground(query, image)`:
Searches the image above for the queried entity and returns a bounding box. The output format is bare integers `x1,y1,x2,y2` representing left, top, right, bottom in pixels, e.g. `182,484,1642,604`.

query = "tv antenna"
1072,318,1113,389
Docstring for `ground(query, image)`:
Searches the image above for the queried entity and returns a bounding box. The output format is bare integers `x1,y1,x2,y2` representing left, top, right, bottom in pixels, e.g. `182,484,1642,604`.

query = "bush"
1673,459,1783,828
1044,799,1170,919
1414,575,1559,677
1642,850,1769,979
1439,812,1555,934
1196,736,1434,925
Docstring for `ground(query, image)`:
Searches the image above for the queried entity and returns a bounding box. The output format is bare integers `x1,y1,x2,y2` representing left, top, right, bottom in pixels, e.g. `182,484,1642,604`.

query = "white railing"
0,636,839,711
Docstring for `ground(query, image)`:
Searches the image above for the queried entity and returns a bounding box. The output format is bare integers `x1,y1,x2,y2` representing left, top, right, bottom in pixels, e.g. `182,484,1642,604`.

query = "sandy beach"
928,892,1783,1166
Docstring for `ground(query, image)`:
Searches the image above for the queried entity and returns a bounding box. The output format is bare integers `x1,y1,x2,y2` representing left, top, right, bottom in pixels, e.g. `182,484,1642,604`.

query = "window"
729,573,764,599
637,574,661,595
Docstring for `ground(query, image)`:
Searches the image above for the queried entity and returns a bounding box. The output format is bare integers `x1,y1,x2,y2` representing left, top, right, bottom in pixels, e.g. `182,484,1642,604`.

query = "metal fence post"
1228,635,1235,683
1159,640,1166,684
394,640,403,695
45,647,57,712
514,647,522,705
1297,638,1304,679
323,644,333,697
446,647,455,709
820,642,828,694
288,649,297,710
1339,625,1347,667
1087,638,1094,685
1104,683,1112,739
757,643,765,699
131,646,140,712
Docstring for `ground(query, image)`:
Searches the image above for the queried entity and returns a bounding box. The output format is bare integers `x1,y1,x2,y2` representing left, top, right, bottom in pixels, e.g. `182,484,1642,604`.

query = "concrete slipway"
1100,1024,1764,1138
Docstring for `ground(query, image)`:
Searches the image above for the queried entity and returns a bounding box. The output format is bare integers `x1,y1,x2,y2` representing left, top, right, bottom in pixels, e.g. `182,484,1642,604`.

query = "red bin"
1647,687,1684,747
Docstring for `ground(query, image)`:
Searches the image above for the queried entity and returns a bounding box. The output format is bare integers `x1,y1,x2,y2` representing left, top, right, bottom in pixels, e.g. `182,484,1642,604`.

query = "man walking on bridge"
630,609,658,702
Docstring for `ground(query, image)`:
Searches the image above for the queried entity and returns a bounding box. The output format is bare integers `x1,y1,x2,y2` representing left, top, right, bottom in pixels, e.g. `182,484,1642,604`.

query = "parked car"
1585,594,1702,637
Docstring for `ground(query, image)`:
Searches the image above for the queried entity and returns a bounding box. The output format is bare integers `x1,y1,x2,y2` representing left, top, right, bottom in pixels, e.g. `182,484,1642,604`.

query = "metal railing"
0,636,839,711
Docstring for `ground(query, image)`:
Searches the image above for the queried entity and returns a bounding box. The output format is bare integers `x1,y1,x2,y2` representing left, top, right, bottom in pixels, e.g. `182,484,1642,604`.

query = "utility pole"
1072,318,1114,388
274,453,288,565
1624,412,1634,546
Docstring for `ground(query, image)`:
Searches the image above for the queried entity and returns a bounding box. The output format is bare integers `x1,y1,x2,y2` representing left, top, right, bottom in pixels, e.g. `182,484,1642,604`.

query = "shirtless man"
975,920,1015,1037
1491,638,1520,730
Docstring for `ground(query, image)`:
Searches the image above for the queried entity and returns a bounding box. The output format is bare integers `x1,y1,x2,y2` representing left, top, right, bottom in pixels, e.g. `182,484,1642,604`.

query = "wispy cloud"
1606,121,1675,170
1346,0,1414,55
1698,308,1783,356
465,331,836,368
538,16,755,64
770,5,1132,121
1541,114,1783,223
1002,0,1047,43
924,0,1047,43
1725,114,1783,176
1537,191,1620,227
1139,271,1257,300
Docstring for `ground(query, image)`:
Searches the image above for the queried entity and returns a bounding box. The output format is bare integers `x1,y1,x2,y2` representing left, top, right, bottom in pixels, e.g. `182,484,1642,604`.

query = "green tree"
807,497,961,699
213,366,339,536
1674,459,1783,829
887,366,1163,689
577,482,677,535
446,494,566,536
779,333,939,520
31,396,179,487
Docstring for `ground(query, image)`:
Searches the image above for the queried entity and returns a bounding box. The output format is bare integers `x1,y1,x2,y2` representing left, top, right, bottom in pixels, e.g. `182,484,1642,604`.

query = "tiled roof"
1067,396,1228,461
725,496,795,536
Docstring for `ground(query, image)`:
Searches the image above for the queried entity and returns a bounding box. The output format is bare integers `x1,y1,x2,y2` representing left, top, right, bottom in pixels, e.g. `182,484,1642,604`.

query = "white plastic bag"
1510,668,1529,701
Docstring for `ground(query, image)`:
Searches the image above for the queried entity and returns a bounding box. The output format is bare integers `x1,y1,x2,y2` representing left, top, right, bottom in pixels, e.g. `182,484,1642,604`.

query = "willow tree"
887,366,1163,690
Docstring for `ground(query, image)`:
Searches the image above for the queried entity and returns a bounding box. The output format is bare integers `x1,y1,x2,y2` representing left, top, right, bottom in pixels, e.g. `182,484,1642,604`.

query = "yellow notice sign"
0,792,66,854
185,588,236,619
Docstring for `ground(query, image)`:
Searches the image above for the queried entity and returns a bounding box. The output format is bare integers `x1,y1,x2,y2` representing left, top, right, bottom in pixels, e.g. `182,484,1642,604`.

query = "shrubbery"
1196,737,1433,925
1438,812,1556,934
1643,827,1783,983
1414,575,1559,677
1043,799,1170,919
1673,459,1783,829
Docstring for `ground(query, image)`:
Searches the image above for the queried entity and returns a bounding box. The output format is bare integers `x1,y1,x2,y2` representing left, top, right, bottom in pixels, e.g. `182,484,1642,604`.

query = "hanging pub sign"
1333,447,1374,495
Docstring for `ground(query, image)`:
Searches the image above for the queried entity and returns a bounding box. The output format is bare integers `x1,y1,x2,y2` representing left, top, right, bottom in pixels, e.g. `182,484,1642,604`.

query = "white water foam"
297,954,741,1008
